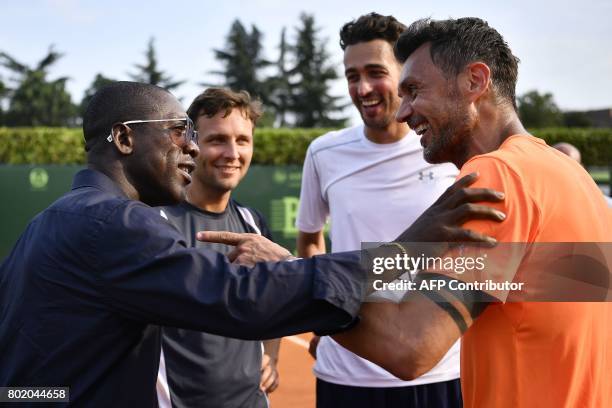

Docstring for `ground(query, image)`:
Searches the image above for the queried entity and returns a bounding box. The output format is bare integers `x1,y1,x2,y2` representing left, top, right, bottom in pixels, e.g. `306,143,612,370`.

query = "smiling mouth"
361,98,381,107
215,165,241,173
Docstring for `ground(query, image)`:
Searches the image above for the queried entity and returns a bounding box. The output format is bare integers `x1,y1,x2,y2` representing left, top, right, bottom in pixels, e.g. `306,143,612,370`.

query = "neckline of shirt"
359,125,420,150
180,200,231,219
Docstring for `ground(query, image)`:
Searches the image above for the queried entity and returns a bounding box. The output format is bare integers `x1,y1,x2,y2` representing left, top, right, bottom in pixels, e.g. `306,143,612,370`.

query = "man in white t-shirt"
296,13,461,407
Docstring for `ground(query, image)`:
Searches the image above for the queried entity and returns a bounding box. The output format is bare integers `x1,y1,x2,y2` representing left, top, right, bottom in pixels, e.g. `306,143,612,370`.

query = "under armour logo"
419,171,435,180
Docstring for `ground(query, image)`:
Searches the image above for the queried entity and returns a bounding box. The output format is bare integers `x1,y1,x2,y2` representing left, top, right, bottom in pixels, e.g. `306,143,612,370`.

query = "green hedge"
0,128,85,165
252,128,334,165
0,127,610,166
529,128,611,166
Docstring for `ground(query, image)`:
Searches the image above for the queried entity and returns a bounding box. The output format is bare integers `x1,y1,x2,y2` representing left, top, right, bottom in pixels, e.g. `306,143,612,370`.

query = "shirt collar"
71,168,128,199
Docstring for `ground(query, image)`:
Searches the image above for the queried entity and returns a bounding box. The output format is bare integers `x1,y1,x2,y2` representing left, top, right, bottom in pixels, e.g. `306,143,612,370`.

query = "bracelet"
382,242,408,257
381,242,412,281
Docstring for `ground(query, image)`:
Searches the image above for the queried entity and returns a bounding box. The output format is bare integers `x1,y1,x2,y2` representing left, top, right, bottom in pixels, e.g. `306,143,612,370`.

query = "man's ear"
109,123,135,155
457,62,491,103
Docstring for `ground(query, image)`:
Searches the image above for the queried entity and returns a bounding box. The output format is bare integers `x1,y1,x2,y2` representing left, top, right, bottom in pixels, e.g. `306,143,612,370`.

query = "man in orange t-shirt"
333,17,611,408
455,136,610,407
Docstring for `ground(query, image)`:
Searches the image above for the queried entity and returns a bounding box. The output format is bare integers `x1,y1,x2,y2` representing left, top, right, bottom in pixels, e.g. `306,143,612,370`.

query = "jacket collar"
71,168,128,199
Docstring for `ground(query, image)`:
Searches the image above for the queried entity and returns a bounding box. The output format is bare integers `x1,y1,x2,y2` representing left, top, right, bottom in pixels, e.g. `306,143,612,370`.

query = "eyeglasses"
107,117,198,147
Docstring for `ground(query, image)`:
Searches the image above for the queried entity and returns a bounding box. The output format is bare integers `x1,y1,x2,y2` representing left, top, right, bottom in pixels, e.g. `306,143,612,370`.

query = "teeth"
415,123,430,135
361,99,380,107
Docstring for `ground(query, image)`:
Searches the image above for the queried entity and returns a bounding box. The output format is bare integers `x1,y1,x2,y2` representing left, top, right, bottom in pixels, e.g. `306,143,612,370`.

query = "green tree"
517,90,563,128
210,20,270,103
563,111,591,128
288,13,347,128
265,27,292,127
80,73,116,118
0,76,6,124
130,37,184,91
0,46,77,126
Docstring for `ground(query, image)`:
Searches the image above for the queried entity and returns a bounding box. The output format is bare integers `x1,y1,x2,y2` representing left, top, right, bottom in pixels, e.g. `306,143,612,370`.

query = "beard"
423,89,473,166
361,110,393,130
423,118,470,165
358,97,401,131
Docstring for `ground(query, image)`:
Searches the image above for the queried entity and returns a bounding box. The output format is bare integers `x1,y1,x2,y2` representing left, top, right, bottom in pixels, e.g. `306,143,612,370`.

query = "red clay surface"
269,333,316,408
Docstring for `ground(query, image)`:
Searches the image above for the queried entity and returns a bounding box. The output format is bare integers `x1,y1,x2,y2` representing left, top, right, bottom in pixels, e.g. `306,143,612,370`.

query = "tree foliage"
562,111,592,128
79,73,116,118
129,37,184,91
210,17,348,128
518,90,563,128
288,13,347,128
0,76,6,123
265,27,292,127
0,46,76,126
211,20,270,102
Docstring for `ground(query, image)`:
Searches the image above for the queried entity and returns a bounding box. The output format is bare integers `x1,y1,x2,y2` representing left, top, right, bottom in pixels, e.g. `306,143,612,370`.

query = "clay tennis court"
269,333,316,408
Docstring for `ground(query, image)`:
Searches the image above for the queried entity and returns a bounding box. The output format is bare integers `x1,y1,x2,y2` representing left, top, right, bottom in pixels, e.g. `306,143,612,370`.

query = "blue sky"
1,0,611,125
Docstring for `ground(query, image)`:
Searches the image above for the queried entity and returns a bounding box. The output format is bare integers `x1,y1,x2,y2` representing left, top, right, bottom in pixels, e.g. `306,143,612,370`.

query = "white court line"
285,335,309,349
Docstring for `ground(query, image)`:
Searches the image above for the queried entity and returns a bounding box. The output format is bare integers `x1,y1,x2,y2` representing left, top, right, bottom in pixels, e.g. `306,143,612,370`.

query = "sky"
1,0,611,126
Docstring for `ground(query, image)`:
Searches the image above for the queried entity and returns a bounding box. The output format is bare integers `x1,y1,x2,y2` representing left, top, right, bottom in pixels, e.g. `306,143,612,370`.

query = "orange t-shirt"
457,134,612,408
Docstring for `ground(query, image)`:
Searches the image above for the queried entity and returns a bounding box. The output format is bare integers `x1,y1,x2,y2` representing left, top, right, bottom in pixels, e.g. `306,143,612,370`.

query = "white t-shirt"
296,124,461,387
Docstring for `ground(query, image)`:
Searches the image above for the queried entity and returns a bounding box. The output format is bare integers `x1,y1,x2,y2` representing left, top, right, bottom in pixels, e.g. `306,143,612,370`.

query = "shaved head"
553,142,582,164
83,81,172,152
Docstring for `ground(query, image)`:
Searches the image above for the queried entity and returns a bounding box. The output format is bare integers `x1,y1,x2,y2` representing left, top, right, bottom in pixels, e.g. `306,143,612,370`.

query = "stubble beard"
362,112,392,130
423,83,474,165
424,103,472,166
360,98,399,132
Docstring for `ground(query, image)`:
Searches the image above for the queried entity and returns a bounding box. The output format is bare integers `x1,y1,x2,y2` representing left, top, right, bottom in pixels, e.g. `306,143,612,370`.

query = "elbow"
383,350,435,381
391,363,431,382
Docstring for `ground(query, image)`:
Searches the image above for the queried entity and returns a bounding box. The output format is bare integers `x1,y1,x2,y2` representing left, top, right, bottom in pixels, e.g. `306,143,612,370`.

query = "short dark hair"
339,12,407,50
187,88,263,127
395,17,520,108
83,81,171,151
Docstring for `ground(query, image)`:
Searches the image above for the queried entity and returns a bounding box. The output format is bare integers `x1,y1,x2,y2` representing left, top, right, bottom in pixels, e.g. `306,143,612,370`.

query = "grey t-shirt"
161,200,272,408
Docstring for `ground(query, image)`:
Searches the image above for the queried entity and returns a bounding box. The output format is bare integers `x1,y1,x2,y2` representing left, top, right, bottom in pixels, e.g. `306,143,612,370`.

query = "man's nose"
395,98,413,123
358,79,373,97
223,141,240,159
184,139,199,158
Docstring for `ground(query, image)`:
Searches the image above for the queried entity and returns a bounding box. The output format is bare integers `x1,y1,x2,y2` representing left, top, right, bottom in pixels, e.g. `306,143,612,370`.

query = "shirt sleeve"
458,156,539,242
296,146,329,233
439,157,540,301
92,201,364,340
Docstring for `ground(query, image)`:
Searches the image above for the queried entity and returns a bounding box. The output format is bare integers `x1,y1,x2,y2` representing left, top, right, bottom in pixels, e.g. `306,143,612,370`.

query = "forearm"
222,254,363,340
333,302,410,375
333,293,463,380
297,230,326,258
263,338,281,362
106,247,363,340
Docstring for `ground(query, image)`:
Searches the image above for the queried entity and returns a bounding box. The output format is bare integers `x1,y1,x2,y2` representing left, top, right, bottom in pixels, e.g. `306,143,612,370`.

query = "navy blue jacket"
0,169,364,406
